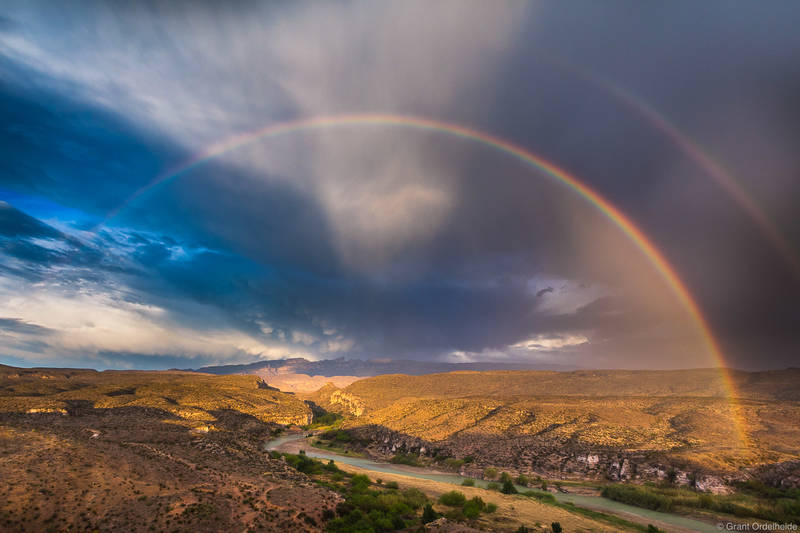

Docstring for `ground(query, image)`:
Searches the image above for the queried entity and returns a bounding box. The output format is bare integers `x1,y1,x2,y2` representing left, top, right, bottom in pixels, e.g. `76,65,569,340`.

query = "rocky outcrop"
752,460,800,489
347,423,739,492
328,390,366,416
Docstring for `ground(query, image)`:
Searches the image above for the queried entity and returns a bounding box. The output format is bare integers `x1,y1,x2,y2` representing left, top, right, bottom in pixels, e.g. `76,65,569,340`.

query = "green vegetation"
279,452,432,532
461,479,475,487
484,467,498,479
522,490,556,504
389,452,421,466
500,478,517,494
308,411,343,429
421,503,439,524
276,452,502,532
462,496,487,518
312,429,368,457
551,522,562,533
554,501,648,532
438,491,467,507
436,491,495,521
601,481,800,524
601,484,673,512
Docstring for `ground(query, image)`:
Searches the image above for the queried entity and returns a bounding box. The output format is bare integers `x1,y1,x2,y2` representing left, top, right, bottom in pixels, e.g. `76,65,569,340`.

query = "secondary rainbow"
98,113,747,444
535,54,800,279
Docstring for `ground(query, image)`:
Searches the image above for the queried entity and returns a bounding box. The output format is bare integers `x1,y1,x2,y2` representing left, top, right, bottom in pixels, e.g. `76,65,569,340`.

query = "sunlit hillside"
309,369,800,478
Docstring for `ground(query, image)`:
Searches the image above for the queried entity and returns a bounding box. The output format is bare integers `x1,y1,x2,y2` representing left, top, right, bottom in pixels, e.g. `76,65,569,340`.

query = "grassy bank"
601,480,800,524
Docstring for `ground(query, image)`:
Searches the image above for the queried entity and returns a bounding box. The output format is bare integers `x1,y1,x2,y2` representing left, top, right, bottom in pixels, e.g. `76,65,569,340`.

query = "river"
265,434,720,532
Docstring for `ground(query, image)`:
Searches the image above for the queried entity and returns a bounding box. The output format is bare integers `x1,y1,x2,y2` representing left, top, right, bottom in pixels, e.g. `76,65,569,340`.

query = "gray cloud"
0,1,798,369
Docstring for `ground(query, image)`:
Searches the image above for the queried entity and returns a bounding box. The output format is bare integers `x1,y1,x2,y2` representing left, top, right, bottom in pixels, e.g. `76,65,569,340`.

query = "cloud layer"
1,1,799,369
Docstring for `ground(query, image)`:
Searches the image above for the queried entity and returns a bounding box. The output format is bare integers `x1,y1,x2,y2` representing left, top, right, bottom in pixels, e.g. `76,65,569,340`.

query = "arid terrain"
0,365,339,532
2,364,799,532
307,369,800,489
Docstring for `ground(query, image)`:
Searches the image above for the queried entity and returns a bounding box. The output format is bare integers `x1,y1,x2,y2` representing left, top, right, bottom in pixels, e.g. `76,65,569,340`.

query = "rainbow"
98,113,748,444
536,54,800,280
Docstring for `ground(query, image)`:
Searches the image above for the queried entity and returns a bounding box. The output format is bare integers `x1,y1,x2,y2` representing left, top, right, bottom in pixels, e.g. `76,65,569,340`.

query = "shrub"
350,474,371,493
516,527,531,533
487,482,501,491
551,522,563,533
439,490,467,507
421,503,439,524
501,479,518,494
522,490,555,503
516,474,530,486
463,496,486,518
390,452,420,466
461,479,475,487
334,430,352,443
485,503,497,513
384,481,399,490
401,488,428,510
601,485,674,512
500,472,513,483
484,467,498,480
444,458,465,469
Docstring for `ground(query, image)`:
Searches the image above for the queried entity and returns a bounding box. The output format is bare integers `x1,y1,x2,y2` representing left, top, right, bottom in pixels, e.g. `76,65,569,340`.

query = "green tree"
501,478,518,494
551,522,563,533
438,491,467,507
421,503,439,524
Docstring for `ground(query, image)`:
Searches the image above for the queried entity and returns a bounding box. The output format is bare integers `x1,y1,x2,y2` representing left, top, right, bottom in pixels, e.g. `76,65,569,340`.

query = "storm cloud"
1,1,798,370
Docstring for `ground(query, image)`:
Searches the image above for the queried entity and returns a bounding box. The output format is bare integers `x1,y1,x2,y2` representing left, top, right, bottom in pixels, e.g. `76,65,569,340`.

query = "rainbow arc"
96,113,749,445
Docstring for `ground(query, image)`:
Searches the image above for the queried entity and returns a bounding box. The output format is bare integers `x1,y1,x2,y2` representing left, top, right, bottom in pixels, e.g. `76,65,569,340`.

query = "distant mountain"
192,356,572,378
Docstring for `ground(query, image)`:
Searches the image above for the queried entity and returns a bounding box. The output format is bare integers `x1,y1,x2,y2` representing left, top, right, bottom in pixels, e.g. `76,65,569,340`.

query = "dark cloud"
0,318,54,336
0,1,798,370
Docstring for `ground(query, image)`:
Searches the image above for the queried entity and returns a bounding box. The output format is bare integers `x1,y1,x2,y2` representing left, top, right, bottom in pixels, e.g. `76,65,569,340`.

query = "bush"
501,479,518,494
313,412,342,426
401,488,428,510
484,467,498,480
390,452,420,466
500,472,513,483
350,474,371,493
551,522,563,533
601,485,674,512
516,474,530,486
487,482,501,491
485,503,497,513
439,490,467,507
461,479,475,487
463,496,486,518
444,458,465,469
522,490,555,503
334,430,352,443
421,503,439,524
384,481,399,490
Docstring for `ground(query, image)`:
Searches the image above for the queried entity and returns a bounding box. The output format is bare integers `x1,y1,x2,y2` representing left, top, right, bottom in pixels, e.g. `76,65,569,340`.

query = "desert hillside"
309,369,800,483
0,365,342,532
0,364,313,426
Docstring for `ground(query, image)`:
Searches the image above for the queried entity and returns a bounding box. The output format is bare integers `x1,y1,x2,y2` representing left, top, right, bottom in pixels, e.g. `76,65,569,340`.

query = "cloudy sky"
1,1,798,370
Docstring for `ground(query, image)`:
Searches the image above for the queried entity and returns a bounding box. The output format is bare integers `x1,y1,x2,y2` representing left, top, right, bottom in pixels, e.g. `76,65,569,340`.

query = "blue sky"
1,1,799,370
